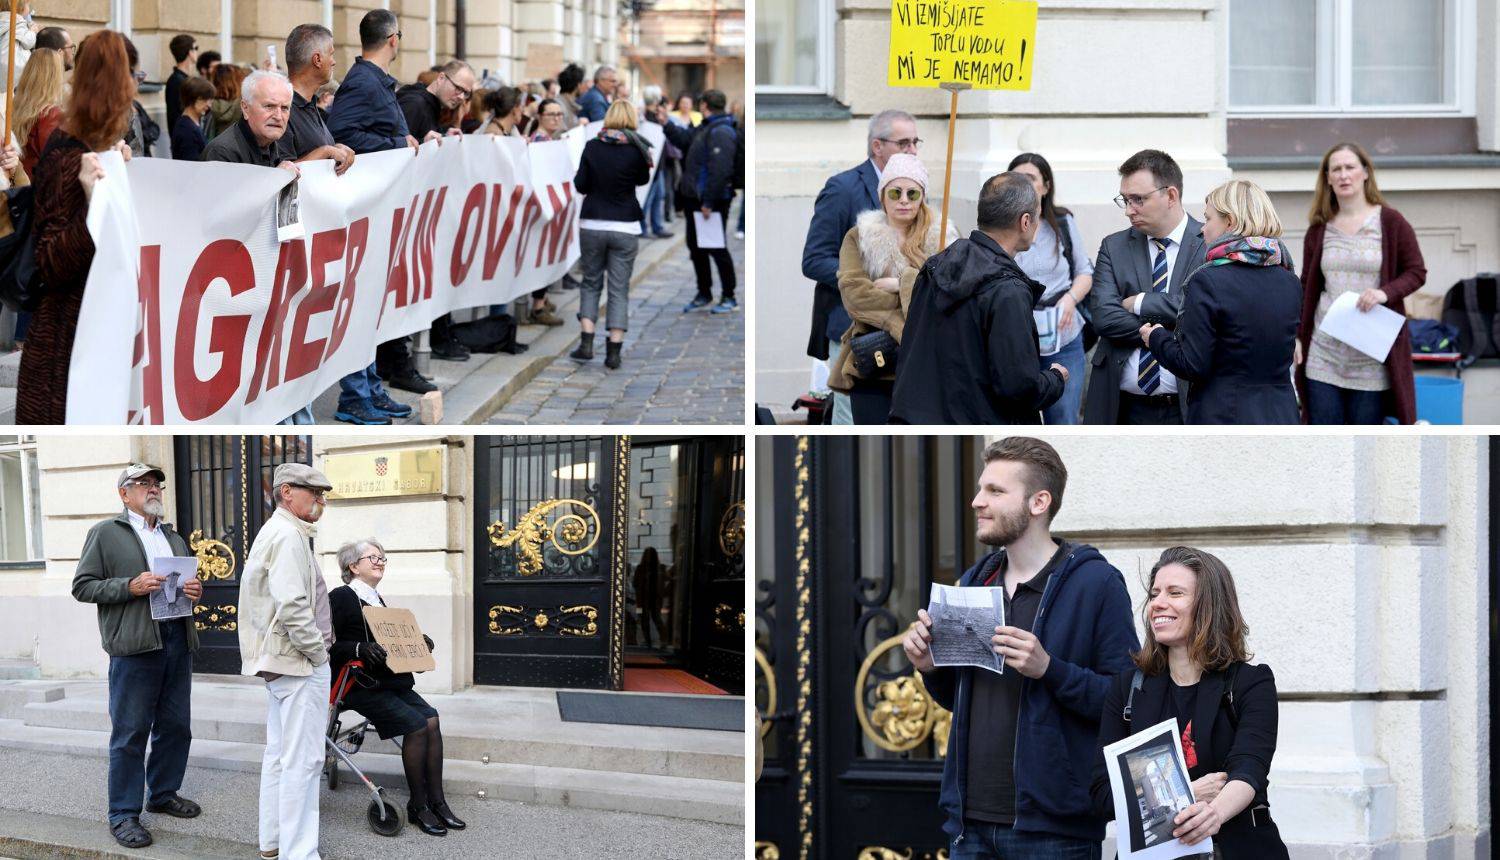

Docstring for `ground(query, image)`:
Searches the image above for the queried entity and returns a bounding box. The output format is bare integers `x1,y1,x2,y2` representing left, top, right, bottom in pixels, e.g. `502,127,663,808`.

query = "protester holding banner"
570,99,652,369
281,24,355,176
13,46,63,174
1091,547,1289,857
659,89,738,314
15,29,134,424
329,539,465,838
201,71,299,170
169,76,213,161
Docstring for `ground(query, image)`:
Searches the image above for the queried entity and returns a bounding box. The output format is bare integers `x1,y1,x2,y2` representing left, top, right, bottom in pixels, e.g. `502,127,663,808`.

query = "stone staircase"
0,678,745,827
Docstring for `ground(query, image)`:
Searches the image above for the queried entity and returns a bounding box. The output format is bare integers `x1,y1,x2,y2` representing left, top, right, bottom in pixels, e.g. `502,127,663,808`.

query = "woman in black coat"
330,539,464,837
1140,179,1301,424
1091,547,1289,858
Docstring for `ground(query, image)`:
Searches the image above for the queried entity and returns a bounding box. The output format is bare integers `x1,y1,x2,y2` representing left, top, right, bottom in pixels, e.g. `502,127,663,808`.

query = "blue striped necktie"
1137,237,1171,393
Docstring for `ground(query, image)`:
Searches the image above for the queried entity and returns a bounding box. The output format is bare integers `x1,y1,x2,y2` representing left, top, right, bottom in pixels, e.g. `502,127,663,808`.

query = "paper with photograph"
1317,291,1405,362
149,556,197,621
926,583,1004,674
1102,717,1209,860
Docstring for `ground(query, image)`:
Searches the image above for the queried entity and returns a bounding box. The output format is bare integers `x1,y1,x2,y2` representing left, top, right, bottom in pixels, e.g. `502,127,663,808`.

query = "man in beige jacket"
239,463,334,860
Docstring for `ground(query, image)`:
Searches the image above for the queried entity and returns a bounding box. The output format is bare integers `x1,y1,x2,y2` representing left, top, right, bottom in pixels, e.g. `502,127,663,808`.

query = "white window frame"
755,0,836,95
1229,0,1475,117
0,436,42,564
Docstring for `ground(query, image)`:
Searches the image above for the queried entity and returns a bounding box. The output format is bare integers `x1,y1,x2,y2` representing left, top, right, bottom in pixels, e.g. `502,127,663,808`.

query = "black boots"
570,334,594,361
408,801,447,836
604,340,622,369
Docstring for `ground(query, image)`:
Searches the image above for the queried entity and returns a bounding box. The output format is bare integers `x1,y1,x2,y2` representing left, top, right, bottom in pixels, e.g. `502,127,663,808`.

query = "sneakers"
386,367,437,394
532,308,566,327
682,296,712,313
430,339,471,361
334,400,394,425
711,298,739,314
370,392,413,418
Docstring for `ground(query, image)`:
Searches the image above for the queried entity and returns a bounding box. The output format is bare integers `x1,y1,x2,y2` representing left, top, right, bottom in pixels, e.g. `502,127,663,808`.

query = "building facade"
754,434,1492,857
755,0,1500,415
0,434,743,698
623,0,746,104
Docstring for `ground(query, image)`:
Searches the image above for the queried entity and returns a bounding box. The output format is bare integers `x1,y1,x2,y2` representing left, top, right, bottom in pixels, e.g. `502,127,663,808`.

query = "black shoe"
570,334,595,361
370,392,413,418
145,794,201,818
604,340,622,369
110,817,153,849
387,367,437,394
431,340,471,361
429,801,466,830
407,802,447,836
334,400,394,425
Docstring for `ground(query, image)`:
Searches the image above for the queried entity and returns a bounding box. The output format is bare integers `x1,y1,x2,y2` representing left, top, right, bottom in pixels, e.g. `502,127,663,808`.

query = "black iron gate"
756,435,986,860
172,435,313,675
686,435,745,693
473,436,627,689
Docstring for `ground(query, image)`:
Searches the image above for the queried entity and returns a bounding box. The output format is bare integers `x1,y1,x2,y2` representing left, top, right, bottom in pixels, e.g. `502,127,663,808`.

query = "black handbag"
850,329,898,377
0,184,41,313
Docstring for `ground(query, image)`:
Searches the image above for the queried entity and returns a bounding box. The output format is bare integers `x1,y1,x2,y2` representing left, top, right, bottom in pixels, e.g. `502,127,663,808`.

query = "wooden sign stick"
937,81,970,250
3,0,16,149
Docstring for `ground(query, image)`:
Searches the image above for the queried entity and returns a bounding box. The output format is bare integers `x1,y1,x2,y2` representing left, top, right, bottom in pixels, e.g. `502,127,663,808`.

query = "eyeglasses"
358,554,388,566
885,187,922,202
1114,187,1168,209
126,479,165,490
878,137,922,150
444,74,473,100
541,111,564,119
293,485,328,499
131,70,147,83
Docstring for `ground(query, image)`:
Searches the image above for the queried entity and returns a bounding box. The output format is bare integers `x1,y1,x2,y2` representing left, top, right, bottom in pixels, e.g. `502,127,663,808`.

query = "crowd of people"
2,6,745,425
806,109,1428,425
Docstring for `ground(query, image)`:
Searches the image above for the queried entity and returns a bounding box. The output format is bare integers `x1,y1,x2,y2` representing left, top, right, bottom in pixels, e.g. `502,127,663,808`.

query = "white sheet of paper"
1317,291,1406,362
926,583,1005,674
150,556,197,621
693,211,727,249
1102,717,1208,860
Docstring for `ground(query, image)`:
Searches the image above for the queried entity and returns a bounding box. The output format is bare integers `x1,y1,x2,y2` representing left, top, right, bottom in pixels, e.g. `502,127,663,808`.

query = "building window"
1229,0,1470,113
0,436,43,563
755,0,831,93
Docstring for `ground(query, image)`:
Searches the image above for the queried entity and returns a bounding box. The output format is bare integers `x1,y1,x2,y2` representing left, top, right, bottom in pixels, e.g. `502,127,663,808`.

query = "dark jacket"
575,135,651,223
1146,257,1302,424
396,83,445,142
165,68,188,137
71,512,201,657
327,56,411,154
925,543,1139,844
801,160,878,357
1296,206,1426,425
1091,663,1289,859
890,230,1066,425
661,113,736,209
171,114,207,162
577,87,609,123
328,584,415,693
1083,217,1206,424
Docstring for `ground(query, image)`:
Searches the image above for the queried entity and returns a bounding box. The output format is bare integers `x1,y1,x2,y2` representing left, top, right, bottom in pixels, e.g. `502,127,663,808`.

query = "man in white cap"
72,463,203,850
239,462,335,860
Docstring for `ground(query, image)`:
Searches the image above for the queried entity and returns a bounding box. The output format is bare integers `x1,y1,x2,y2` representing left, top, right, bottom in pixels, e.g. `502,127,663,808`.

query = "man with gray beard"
72,463,204,849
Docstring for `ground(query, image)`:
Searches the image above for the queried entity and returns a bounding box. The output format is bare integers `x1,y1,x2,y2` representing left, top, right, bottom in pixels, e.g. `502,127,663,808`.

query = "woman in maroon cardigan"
1295,143,1426,424
16,30,136,424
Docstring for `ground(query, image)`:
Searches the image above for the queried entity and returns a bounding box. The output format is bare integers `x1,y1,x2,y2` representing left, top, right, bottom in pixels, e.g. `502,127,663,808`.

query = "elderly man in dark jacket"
660,89,739,313
72,464,203,850
891,172,1070,424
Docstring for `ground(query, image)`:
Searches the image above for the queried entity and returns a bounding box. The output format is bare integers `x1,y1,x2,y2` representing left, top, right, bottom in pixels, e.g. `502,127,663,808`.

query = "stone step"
0,809,258,860
0,658,40,681
0,718,743,826
0,680,65,721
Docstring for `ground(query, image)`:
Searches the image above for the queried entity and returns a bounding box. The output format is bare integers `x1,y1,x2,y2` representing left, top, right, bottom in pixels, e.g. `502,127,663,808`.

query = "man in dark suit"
1084,149,1206,424
801,109,919,423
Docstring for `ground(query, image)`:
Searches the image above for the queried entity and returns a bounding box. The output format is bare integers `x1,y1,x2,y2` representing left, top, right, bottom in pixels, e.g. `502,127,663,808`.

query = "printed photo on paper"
149,556,197,621
926,583,1004,674
1102,717,1208,860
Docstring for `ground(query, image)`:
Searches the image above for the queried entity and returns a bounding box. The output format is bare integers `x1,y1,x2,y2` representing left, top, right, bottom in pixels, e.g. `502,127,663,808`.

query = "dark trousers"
107,620,193,824
430,314,456,348
849,380,894,424
1117,391,1184,425
1305,378,1386,424
684,199,736,301
951,822,1102,859
375,336,412,376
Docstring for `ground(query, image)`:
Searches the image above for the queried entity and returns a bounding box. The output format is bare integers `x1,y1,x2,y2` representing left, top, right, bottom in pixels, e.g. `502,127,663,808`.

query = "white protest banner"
64,122,660,425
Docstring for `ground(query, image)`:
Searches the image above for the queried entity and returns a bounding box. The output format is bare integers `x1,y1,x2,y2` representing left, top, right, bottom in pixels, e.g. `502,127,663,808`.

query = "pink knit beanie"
879,153,929,198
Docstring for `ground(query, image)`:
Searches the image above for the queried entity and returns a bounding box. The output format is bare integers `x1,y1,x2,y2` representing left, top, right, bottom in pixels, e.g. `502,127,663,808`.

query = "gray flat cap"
117,463,166,488
273,462,332,491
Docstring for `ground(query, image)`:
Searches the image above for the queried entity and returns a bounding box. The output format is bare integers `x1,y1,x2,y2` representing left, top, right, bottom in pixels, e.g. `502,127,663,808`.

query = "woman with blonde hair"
1296,142,1426,424
13,46,64,175
828,152,957,423
1138,179,1301,424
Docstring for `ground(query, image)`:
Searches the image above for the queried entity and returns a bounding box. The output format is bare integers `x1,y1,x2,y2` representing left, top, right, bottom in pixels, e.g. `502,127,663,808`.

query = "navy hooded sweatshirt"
924,541,1139,845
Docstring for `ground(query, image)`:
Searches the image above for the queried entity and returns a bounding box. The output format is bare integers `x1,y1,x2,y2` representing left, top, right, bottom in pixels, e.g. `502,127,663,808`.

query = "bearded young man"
904,437,1138,858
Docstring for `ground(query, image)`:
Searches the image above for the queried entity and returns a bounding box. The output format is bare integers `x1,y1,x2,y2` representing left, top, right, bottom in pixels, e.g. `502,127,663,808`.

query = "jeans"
684,200,736,301
736,193,746,233
1041,334,1087,424
260,663,330,860
107,619,193,825
337,363,388,411
641,169,667,235
279,406,315,425
827,339,853,425
950,822,1102,859
578,229,640,332
1305,377,1386,424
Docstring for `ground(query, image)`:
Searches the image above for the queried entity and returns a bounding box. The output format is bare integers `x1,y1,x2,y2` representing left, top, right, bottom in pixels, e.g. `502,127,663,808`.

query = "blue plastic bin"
1414,376,1463,424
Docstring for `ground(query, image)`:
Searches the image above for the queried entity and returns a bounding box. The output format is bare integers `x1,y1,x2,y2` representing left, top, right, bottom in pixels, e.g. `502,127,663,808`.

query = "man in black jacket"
659,90,738,313
163,34,198,141
890,172,1069,424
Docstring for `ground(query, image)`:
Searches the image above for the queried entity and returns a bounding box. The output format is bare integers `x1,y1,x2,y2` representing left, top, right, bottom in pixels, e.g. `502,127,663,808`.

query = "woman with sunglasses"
328,540,465,838
828,152,958,423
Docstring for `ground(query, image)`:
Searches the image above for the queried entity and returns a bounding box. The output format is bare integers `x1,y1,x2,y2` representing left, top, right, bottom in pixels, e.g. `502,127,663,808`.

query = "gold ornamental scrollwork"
754,842,781,860
719,500,745,556
193,604,237,632
755,647,776,738
856,850,949,860
713,602,744,634
487,498,601,576
853,631,952,757
487,604,598,637
188,529,236,581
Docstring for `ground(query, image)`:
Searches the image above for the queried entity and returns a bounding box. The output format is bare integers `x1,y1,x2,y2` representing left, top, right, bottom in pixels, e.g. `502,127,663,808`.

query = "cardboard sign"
524,42,566,82
362,606,436,674
888,0,1038,90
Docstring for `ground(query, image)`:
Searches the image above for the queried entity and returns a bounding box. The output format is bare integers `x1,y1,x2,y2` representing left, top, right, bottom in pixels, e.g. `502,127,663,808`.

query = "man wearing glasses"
578,65,618,123
1083,149,1206,425
72,464,204,849
239,462,336,860
801,109,920,424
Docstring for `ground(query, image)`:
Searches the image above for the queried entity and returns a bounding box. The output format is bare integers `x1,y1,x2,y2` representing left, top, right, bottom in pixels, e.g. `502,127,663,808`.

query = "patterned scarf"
1201,234,1294,271
596,127,654,169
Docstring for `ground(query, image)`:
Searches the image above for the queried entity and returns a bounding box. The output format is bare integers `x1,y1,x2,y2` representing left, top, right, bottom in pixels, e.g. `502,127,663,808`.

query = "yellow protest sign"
888,0,1038,91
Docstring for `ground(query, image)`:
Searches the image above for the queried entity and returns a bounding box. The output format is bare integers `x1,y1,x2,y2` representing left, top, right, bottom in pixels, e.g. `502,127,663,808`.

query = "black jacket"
661,113,736,208
575,136,650,223
1146,259,1302,424
165,68,188,138
1091,662,1289,859
328,584,415,692
890,230,1066,424
396,84,445,142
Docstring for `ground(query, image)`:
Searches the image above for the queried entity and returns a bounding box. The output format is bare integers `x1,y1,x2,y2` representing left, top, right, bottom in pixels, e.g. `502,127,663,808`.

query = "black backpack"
0,184,40,312
1441,274,1500,360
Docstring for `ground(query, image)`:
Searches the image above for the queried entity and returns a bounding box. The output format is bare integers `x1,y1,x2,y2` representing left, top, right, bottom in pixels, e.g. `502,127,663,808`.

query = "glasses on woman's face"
359,554,387,566
885,187,922,203
541,111,563,120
